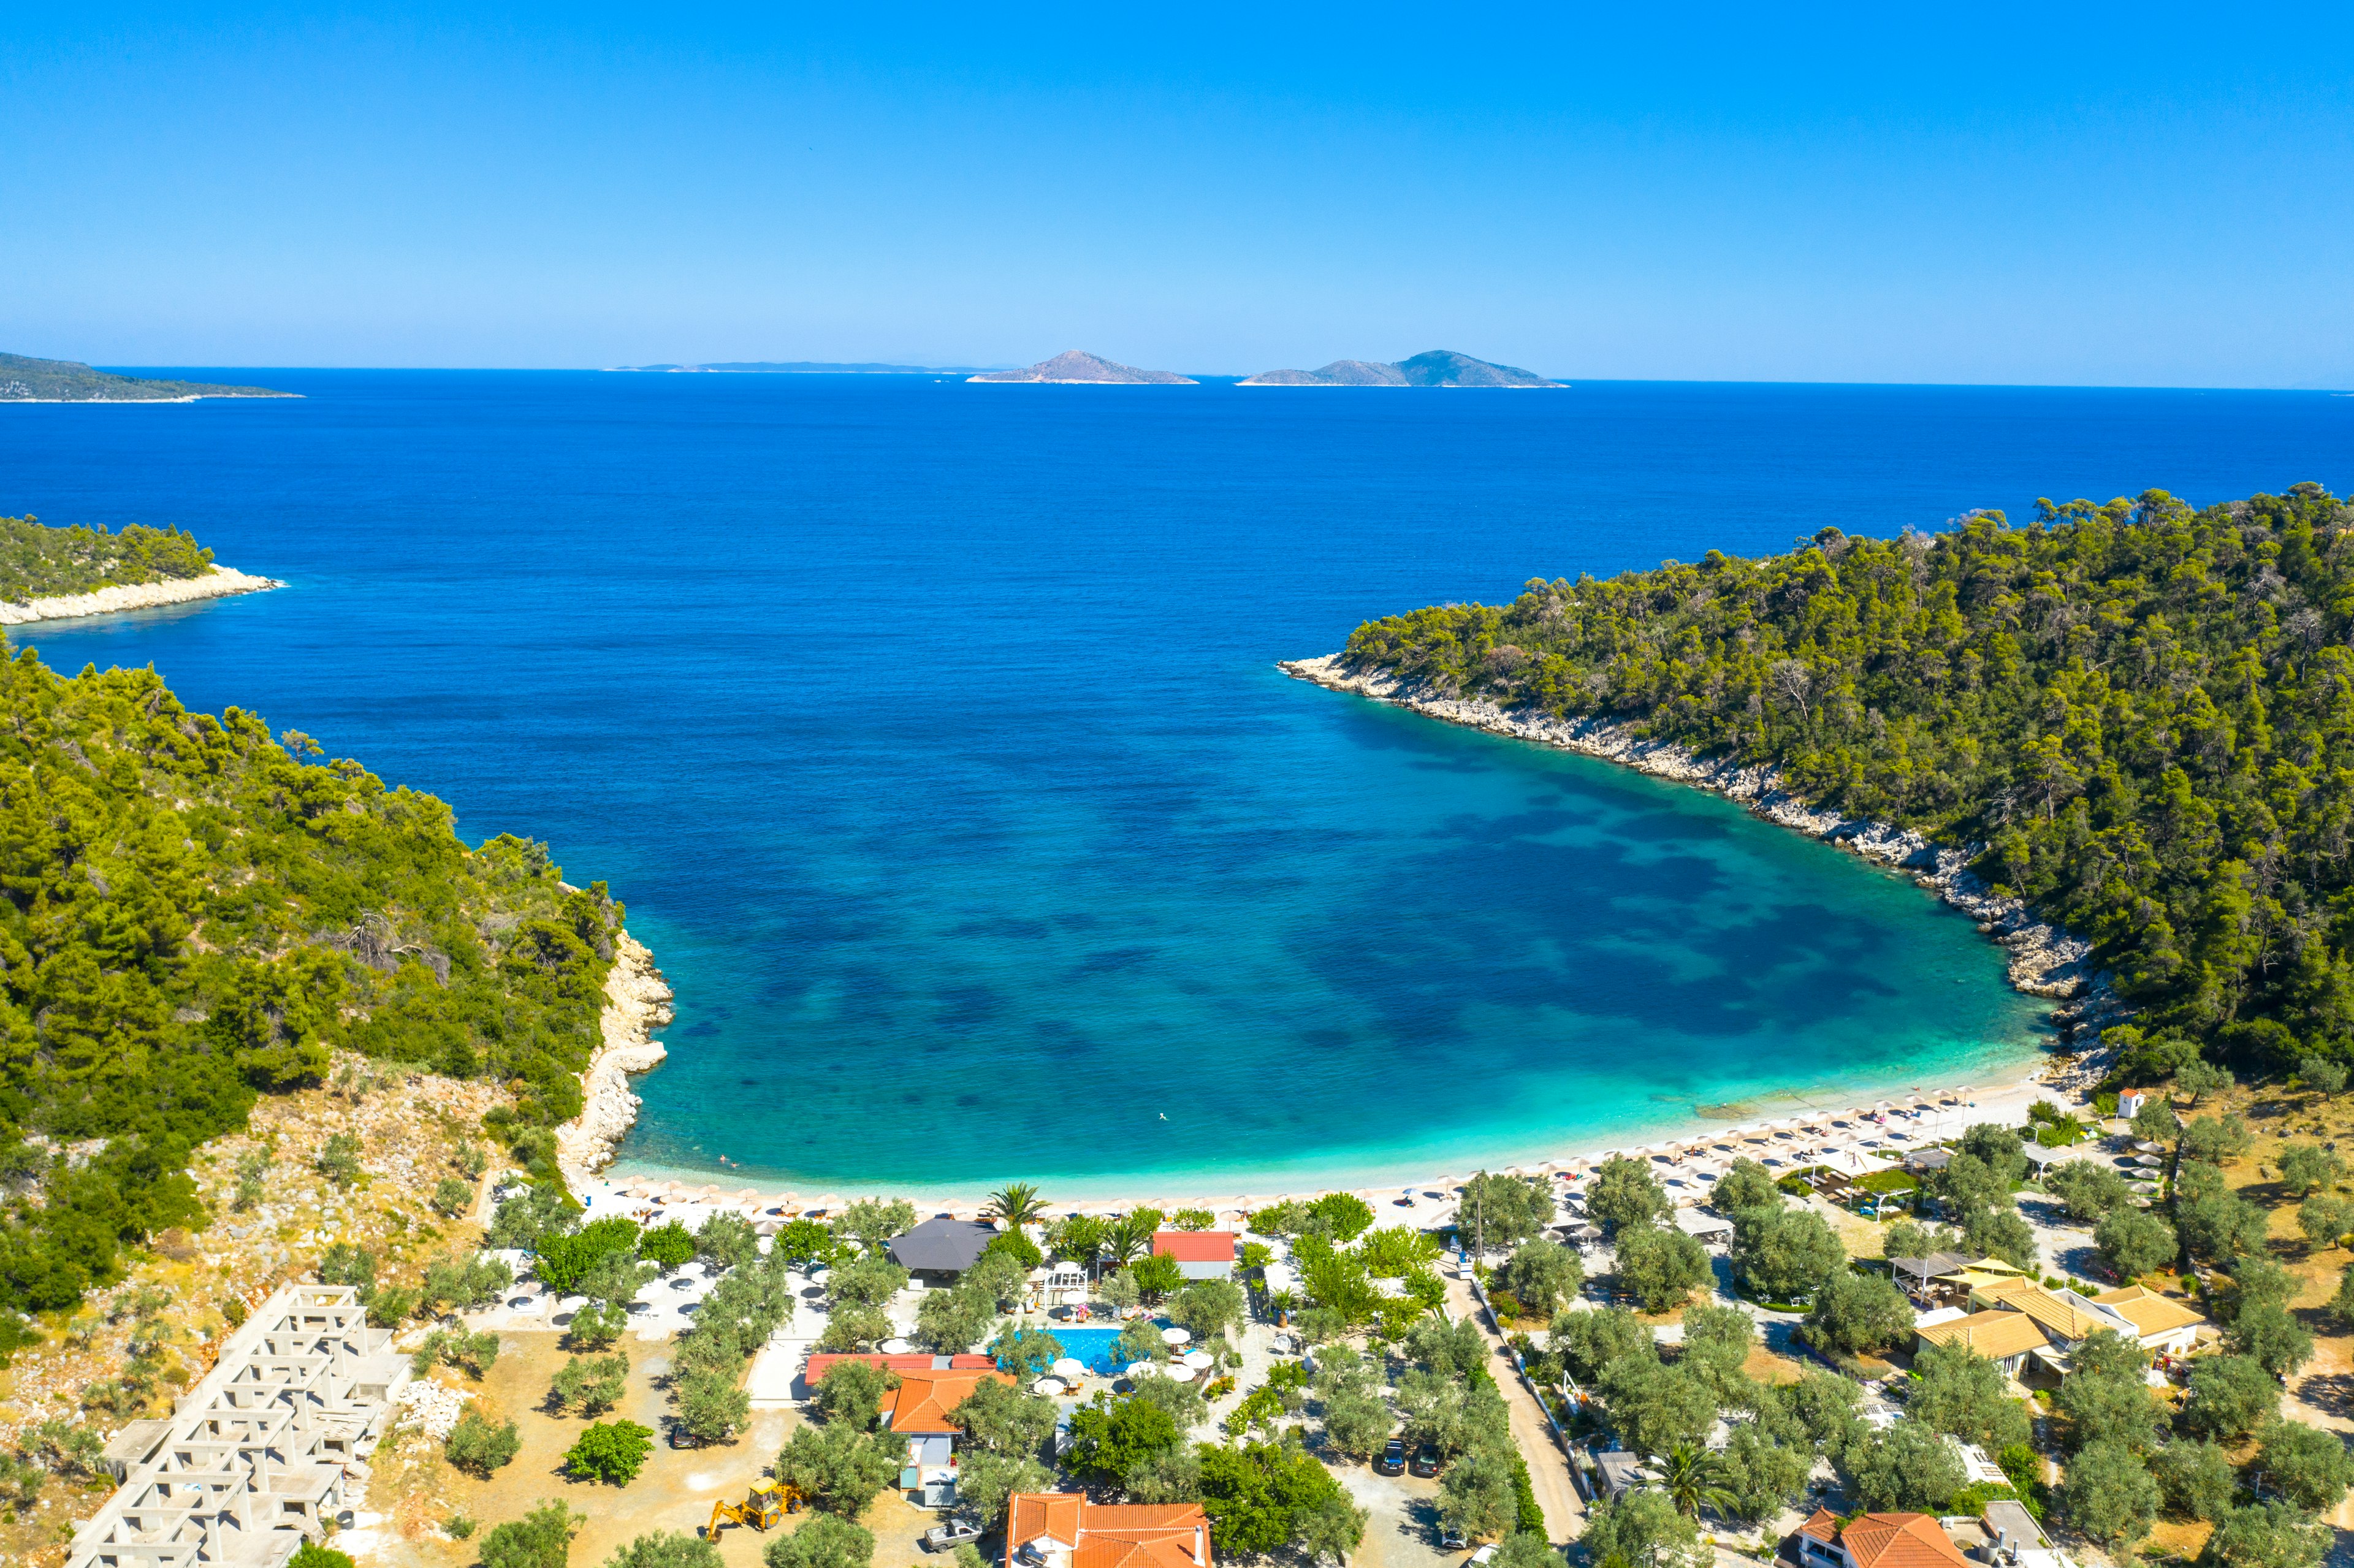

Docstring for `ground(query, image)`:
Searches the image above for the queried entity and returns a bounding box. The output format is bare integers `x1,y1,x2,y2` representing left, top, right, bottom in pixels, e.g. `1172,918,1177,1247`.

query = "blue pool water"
3,373,2345,1192
1031,1327,1134,1375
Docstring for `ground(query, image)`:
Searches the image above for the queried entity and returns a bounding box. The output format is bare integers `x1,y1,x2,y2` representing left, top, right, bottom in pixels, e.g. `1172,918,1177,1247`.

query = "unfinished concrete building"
69,1282,411,1568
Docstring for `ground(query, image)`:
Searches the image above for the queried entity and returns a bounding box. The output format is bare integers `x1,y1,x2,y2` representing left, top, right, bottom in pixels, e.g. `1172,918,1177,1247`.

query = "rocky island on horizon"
1240,348,1562,387
969,349,1197,384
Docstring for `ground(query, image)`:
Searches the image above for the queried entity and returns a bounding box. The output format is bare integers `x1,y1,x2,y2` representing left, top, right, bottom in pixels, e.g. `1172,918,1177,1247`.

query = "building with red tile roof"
801,1353,1010,1509
1151,1231,1238,1279
1797,1510,1972,1568
801,1352,996,1390
1007,1494,1212,1568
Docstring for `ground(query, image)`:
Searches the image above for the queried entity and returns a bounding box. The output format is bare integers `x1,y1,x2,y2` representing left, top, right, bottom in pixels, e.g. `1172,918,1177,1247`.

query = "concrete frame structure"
69,1284,411,1568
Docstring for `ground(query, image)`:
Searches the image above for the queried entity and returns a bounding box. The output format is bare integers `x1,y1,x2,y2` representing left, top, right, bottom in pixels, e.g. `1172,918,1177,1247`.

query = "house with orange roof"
1152,1231,1239,1280
1795,1509,1973,1568
1006,1493,1212,1568
802,1355,1014,1508
885,1363,1018,1507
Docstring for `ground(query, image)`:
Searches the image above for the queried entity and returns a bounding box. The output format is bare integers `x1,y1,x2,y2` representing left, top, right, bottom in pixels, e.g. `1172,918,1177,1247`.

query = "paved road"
1445,1266,1587,1543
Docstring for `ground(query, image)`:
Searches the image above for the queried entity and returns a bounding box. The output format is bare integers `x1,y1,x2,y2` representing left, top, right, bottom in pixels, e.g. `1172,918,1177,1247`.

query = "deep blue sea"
4,375,2347,1196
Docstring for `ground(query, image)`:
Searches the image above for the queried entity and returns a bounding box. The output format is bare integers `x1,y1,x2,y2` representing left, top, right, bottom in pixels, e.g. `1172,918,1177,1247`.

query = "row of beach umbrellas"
603,1086,1984,1224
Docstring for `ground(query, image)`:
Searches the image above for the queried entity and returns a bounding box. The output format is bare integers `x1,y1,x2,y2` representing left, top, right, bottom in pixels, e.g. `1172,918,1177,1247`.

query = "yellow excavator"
706,1480,802,1539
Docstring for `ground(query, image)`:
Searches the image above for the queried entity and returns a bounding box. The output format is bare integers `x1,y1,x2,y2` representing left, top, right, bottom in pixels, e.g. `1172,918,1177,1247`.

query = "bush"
565,1299,629,1351
431,1176,476,1217
447,1410,521,1476
552,1352,630,1416
641,1221,697,1273
606,1532,722,1568
564,1420,655,1485
676,1366,753,1445
291,1546,356,1568
317,1133,363,1186
763,1513,874,1568
776,1420,899,1515
480,1502,585,1568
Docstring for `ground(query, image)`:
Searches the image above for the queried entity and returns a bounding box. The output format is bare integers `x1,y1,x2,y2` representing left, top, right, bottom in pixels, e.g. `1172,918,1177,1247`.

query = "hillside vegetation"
1339,484,2354,1077
0,649,617,1325
0,513,219,603
0,352,291,402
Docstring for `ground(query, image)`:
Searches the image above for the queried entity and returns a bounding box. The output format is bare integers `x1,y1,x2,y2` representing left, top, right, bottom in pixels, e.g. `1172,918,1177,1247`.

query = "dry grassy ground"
359,1330,817,1568
0,1056,507,1568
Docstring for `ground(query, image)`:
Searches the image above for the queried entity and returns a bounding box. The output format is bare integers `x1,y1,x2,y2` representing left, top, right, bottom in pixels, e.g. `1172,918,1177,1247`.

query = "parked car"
1410,1444,1442,1478
1375,1437,1407,1475
1441,1526,1468,1551
1469,1546,1498,1566
924,1521,985,1553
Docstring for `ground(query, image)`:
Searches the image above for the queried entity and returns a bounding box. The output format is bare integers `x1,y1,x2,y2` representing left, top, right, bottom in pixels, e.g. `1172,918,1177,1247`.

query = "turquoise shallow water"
4,375,2342,1195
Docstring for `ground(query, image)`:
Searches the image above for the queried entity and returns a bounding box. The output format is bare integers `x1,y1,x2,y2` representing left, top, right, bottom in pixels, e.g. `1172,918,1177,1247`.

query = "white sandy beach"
586,1065,2084,1231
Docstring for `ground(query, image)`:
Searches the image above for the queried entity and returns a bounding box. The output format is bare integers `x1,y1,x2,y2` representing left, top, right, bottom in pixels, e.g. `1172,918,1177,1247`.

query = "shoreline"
590,1067,2073,1218
555,930,676,1190
0,565,283,626
1280,653,2122,1025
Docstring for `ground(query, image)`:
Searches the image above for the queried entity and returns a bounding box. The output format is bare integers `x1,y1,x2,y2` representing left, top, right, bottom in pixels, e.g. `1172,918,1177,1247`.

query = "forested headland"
0,512,220,604
0,351,292,403
0,649,619,1326
1337,484,2354,1083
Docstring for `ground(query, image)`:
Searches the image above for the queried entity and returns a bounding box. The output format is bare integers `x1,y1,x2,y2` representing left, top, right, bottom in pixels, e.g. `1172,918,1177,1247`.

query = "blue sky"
5,4,2352,384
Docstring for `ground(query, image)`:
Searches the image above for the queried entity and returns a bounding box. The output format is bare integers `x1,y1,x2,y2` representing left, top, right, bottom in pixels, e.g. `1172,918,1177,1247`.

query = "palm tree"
985,1182,1050,1229
1659,1442,1736,1520
1104,1212,1157,1269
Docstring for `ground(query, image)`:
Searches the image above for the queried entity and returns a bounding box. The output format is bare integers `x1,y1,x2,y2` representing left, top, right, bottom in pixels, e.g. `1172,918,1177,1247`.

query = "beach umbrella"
1033,1377,1066,1396
1124,1361,1159,1379
1162,1363,1196,1383
2133,1141,2166,1153
1162,1326,1192,1346
1183,1350,1214,1369
1051,1358,1087,1380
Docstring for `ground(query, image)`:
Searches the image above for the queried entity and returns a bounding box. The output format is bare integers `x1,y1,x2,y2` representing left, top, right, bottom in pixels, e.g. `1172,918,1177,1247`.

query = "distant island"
1239,349,1562,387
0,351,294,402
969,349,1197,385
605,360,994,375
0,511,281,623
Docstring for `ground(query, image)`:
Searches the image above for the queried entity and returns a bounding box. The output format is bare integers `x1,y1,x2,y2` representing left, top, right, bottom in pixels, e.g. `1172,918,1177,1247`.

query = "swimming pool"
1023,1326,1129,1374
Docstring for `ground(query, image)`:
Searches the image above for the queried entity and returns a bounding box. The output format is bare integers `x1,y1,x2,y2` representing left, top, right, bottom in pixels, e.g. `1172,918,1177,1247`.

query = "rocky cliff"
554,931,676,1188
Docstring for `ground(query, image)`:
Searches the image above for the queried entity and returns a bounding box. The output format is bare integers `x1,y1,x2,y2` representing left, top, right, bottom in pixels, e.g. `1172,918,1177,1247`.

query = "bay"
4,375,2345,1192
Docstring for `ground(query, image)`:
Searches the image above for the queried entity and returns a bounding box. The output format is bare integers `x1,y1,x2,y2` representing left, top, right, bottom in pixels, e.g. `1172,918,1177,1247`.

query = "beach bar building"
889,1217,1000,1282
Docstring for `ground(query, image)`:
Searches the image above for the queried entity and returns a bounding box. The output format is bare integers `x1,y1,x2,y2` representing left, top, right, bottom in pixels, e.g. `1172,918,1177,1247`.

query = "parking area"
1336,1459,1454,1568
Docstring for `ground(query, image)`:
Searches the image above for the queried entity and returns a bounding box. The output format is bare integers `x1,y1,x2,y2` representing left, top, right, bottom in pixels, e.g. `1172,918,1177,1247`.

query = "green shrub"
564,1420,655,1485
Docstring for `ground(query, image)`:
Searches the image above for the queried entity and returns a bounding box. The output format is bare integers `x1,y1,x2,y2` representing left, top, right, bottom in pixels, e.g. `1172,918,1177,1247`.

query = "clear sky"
6,3,2352,384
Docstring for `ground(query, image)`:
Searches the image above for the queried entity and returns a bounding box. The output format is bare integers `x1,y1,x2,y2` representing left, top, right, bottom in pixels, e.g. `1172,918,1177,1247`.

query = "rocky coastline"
1281,652,2127,1051
555,930,676,1189
0,565,283,626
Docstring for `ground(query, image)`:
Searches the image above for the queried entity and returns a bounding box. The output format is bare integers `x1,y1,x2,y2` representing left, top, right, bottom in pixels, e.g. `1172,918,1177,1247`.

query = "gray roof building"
888,1217,1000,1274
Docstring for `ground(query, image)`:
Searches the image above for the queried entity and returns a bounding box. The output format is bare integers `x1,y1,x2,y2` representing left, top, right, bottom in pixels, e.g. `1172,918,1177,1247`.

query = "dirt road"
1445,1268,1585,1543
